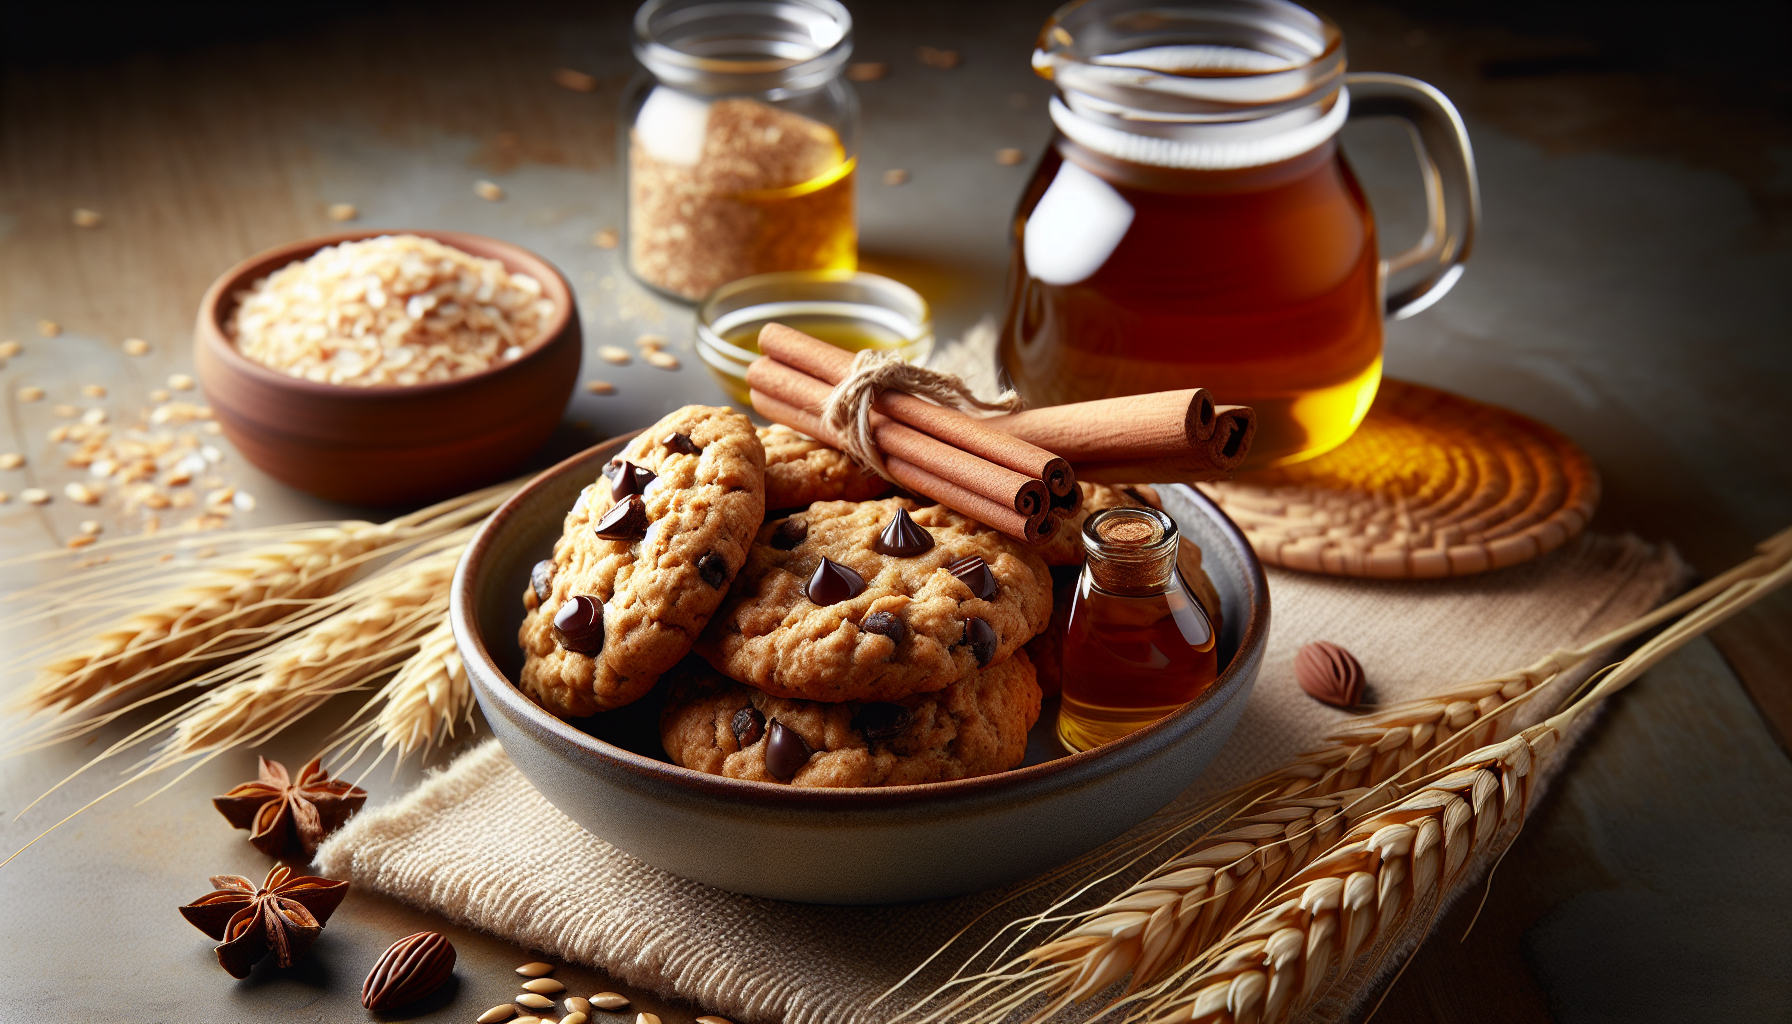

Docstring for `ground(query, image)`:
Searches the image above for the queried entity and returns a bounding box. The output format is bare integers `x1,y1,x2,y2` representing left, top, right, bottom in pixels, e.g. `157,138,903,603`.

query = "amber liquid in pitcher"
1000,140,1383,468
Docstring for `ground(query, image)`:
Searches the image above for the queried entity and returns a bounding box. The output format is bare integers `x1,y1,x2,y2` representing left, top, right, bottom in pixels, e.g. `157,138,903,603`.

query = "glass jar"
1058,506,1218,752
625,0,859,302
696,270,933,406
999,0,1479,468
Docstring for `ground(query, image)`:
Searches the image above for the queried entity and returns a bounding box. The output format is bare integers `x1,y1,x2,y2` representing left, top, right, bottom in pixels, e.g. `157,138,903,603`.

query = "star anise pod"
179,865,349,978
213,755,367,859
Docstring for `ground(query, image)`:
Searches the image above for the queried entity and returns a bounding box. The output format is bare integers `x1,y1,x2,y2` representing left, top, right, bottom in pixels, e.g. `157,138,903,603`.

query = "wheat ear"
4,480,512,745
324,615,473,772
900,525,1792,1024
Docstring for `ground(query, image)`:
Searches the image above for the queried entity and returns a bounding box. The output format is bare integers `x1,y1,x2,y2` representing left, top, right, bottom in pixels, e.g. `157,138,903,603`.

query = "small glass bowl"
695,270,933,406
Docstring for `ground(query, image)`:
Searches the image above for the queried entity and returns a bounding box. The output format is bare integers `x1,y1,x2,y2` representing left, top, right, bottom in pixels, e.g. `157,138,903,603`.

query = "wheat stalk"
898,525,1792,1024
3,481,512,751
324,614,474,773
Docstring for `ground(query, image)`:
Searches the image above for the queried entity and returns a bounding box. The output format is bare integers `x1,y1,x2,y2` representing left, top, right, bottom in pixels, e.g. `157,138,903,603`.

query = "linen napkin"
317,532,1686,1023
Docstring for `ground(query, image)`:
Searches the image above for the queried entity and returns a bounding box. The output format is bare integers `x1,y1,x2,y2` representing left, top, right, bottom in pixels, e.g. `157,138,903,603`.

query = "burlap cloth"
316,532,1686,1023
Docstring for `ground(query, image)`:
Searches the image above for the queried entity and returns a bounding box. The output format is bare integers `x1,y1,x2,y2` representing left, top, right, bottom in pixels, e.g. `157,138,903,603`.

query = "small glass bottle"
1058,506,1218,752
625,0,859,302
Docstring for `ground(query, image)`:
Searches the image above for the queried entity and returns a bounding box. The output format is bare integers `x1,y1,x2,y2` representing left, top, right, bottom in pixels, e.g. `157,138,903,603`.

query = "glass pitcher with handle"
998,0,1479,469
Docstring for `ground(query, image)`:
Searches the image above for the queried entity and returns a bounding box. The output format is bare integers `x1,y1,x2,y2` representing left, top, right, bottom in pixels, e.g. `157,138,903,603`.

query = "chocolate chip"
529,559,556,603
551,595,605,654
948,555,999,601
697,551,729,589
764,719,812,781
860,610,907,647
873,506,934,557
663,431,699,455
806,556,866,606
602,459,623,480
609,460,656,501
731,706,765,747
769,517,808,550
593,494,649,540
962,616,997,666
851,702,912,741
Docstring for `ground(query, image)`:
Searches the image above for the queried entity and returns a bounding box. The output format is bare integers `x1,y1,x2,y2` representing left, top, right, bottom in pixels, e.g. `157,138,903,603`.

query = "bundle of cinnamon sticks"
747,323,1255,544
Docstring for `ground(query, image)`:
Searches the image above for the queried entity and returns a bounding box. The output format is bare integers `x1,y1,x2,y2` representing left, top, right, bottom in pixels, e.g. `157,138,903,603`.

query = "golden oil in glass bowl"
696,270,933,407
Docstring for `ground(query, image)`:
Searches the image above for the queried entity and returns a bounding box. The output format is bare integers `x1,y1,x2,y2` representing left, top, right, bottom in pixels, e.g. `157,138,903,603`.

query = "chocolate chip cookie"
697,497,1053,702
759,424,892,510
518,405,765,717
660,651,1041,787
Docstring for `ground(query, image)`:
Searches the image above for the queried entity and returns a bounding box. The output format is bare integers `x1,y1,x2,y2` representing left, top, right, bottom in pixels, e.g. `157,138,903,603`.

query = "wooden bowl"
451,434,1271,905
195,230,582,505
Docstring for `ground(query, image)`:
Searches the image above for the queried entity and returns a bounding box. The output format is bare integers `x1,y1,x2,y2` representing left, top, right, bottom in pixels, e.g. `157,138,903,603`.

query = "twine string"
816,348,1026,481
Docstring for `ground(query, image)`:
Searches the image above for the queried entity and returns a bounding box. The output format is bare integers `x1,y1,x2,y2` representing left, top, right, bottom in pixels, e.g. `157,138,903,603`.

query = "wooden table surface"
2,3,1788,1023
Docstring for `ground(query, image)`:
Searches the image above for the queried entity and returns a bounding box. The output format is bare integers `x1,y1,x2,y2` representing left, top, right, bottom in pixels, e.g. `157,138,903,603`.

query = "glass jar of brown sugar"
625,0,859,301
999,0,1479,468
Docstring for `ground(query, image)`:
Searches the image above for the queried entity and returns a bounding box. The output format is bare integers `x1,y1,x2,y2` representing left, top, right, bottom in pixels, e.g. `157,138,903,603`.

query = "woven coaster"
1198,380,1600,578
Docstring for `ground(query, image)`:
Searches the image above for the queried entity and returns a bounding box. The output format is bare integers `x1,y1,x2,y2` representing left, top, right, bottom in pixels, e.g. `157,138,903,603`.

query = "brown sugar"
628,96,855,300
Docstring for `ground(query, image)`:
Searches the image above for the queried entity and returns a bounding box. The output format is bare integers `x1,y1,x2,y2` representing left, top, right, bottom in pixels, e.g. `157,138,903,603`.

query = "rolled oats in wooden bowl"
227,234,558,387
196,230,581,505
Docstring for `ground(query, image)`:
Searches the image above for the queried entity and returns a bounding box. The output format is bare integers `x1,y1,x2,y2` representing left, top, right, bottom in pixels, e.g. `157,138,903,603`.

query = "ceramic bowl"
453,435,1270,904
195,229,582,505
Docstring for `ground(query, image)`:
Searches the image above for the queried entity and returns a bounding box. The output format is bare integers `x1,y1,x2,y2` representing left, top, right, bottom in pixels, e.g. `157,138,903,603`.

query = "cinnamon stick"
980,389,1219,460
757,323,1079,515
746,357,1052,528
749,390,1050,543
1070,408,1257,484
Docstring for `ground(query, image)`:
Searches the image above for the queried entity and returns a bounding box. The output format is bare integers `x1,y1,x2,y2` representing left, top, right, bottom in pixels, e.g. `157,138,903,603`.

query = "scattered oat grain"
67,534,97,549
477,1005,517,1024
17,386,45,402
996,148,1025,166
554,67,598,92
562,1013,589,1024
636,1014,662,1024
564,997,591,1014
79,520,102,535
52,404,78,418
598,346,631,365
65,482,99,505
883,168,910,186
634,334,666,352
644,350,680,370
169,374,195,391
515,994,553,1009
0,341,19,358
72,208,102,228
22,488,50,505
514,1018,542,1024
522,978,564,994
593,227,619,249
846,61,888,81
584,379,615,395
0,454,22,469
123,338,151,355
82,408,107,425
38,320,61,337
475,180,506,201
327,203,359,222
150,389,171,402
918,46,960,69
591,992,629,1010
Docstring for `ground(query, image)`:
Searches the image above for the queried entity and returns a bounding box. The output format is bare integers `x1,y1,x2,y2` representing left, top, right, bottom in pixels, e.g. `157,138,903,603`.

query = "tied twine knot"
817,349,1025,481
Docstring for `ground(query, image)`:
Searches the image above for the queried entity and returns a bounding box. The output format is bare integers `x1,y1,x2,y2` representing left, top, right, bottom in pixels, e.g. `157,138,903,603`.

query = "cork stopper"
1083,507,1178,595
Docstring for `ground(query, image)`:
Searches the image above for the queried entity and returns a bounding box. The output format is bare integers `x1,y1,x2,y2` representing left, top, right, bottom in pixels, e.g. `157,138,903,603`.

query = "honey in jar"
1058,507,1218,752
1000,0,1479,468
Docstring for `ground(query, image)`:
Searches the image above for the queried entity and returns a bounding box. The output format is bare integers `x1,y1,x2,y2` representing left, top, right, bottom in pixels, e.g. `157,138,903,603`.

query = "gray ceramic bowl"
452,436,1270,904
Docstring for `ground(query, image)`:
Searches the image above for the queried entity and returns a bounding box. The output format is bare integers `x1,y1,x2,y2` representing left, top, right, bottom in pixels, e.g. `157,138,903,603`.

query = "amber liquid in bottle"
1058,508,1219,752
999,140,1383,469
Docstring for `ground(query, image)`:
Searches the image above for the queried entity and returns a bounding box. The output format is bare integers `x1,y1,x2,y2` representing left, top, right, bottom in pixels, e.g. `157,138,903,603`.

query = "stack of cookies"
517,406,1199,788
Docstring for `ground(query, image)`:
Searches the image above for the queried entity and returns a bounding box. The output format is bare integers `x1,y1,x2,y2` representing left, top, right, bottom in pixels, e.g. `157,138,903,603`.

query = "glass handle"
1345,73,1481,320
